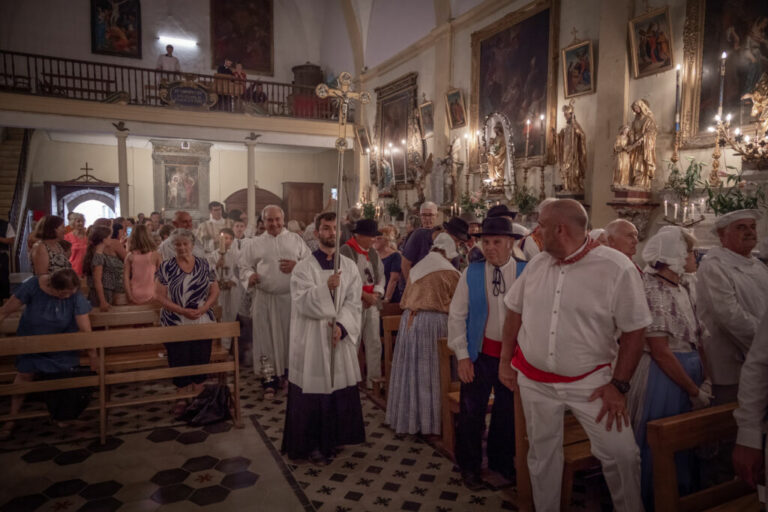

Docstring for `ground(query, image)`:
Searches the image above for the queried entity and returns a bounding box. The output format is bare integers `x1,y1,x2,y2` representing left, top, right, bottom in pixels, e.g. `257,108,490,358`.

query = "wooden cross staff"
315,72,370,387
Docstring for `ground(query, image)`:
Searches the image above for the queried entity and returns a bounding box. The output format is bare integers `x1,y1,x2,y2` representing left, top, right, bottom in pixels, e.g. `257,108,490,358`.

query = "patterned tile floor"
0,374,611,511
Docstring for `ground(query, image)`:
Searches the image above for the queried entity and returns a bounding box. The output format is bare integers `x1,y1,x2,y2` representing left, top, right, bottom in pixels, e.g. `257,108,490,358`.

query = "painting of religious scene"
355,126,371,152
698,0,768,133
165,164,199,210
562,40,595,98
628,7,674,79
474,6,552,158
380,94,409,186
91,0,142,58
419,101,435,138
211,0,273,75
445,90,467,129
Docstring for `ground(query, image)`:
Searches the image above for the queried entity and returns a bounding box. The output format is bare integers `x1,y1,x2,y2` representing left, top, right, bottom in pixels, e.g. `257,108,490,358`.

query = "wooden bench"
437,337,465,457
647,403,759,512
0,321,241,444
380,314,401,403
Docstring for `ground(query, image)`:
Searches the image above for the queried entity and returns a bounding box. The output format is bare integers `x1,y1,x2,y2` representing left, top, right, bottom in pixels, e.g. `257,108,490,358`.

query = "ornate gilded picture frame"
561,40,595,98
418,101,435,139
374,73,422,188
681,0,768,148
355,125,371,152
471,0,560,166
628,7,674,79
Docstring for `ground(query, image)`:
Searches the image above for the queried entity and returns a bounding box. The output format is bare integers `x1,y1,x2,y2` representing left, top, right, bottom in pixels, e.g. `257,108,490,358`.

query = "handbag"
177,384,233,426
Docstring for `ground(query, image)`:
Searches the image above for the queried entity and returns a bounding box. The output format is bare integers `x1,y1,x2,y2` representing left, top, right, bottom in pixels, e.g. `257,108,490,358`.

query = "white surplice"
208,246,243,350
237,229,310,373
289,253,362,394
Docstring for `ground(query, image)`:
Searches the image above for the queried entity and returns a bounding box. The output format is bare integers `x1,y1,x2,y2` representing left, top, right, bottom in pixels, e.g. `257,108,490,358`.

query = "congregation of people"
2,196,767,512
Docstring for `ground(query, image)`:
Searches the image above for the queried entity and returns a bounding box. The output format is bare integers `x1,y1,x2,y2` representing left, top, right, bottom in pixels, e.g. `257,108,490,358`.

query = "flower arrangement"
459,190,488,217
362,202,376,220
386,197,404,219
513,186,540,216
665,158,705,202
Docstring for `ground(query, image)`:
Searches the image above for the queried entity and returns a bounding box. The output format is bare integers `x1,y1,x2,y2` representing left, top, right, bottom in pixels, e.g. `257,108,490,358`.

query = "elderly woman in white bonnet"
386,233,461,436
626,226,712,509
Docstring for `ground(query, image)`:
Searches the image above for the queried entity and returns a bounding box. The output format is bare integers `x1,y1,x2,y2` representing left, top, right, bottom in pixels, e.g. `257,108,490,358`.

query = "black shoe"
308,450,333,466
461,471,485,491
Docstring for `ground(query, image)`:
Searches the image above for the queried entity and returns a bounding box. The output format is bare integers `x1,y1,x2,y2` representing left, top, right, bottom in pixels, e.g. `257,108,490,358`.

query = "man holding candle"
197,201,233,255
238,205,310,387
696,209,768,404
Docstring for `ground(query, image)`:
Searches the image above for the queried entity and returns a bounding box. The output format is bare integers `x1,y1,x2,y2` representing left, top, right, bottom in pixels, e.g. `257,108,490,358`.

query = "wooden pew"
437,337,464,458
380,314,401,402
0,322,241,444
646,403,759,512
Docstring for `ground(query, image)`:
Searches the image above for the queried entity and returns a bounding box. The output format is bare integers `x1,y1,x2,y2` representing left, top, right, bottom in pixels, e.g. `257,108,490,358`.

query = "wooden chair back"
381,314,401,399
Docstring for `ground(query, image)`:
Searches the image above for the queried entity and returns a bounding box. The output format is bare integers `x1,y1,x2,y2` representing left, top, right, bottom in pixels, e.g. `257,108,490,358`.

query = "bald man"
238,205,310,384
605,219,639,262
158,211,206,260
500,199,651,512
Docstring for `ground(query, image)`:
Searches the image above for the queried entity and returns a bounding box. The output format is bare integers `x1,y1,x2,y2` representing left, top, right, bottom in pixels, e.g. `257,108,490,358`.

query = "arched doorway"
45,180,120,221
224,187,283,220
61,189,117,225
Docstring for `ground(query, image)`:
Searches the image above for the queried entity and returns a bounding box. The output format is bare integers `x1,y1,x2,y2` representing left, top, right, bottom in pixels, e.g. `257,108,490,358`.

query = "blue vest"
465,259,528,362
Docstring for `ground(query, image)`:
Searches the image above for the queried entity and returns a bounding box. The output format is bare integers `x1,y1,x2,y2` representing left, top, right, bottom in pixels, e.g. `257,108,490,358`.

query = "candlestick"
402,143,408,183
718,51,727,118
464,132,470,169
389,150,396,183
675,64,681,133
539,114,545,162
674,203,679,221
664,199,668,218
524,119,531,160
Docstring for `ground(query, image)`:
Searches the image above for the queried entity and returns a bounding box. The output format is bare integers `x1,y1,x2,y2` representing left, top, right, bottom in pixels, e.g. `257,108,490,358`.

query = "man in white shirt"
238,205,309,382
340,219,385,389
733,312,768,493
158,211,206,261
156,45,181,72
448,215,524,490
697,209,768,404
605,219,639,262
500,199,651,512
196,201,233,255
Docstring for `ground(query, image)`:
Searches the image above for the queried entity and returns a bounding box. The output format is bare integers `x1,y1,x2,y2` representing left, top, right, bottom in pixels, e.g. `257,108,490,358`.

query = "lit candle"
458,206,462,215
402,141,407,183
524,119,531,159
674,202,679,221
664,199,668,218
464,132,470,168
675,64,681,133
539,114,545,159
718,51,727,118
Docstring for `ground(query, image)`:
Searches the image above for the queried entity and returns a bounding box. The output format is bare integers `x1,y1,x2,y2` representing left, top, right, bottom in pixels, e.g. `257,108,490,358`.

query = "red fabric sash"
346,238,374,294
511,346,610,383
481,337,502,358
556,238,601,265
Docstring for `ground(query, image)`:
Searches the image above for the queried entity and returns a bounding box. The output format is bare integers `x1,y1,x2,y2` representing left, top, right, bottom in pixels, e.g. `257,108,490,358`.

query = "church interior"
0,0,767,510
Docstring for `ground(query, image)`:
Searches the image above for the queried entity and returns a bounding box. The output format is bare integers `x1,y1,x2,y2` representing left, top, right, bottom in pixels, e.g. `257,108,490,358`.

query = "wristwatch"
610,378,631,394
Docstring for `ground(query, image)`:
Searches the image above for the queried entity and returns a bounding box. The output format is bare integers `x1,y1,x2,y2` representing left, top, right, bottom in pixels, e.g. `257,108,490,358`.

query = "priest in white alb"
238,205,309,382
281,211,365,464
196,201,233,254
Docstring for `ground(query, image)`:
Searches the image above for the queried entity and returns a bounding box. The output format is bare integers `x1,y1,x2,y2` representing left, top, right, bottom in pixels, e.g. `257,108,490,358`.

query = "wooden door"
282,182,323,225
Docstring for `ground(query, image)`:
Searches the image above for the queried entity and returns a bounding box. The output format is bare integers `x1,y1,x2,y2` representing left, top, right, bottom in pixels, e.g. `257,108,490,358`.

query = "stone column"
115,128,129,216
245,133,261,226
591,0,632,227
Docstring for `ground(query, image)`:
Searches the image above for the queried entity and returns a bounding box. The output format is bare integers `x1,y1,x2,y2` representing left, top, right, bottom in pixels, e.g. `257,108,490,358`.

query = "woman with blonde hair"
124,224,161,305
64,213,88,276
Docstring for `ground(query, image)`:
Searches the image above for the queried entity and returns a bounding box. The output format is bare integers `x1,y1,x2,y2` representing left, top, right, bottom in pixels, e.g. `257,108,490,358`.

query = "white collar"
558,238,589,261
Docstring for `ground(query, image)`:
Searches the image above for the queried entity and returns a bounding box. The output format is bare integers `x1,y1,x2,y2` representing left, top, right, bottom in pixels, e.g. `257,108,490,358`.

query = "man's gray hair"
604,218,637,238
420,201,438,213
261,204,284,220
170,228,196,246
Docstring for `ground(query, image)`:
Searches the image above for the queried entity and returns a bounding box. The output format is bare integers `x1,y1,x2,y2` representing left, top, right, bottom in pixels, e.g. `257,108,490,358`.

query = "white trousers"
361,306,381,384
251,290,291,375
517,368,643,512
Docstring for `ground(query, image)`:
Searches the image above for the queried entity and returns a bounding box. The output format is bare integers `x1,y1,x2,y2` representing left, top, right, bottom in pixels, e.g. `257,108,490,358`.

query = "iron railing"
0,49,341,121
9,129,32,272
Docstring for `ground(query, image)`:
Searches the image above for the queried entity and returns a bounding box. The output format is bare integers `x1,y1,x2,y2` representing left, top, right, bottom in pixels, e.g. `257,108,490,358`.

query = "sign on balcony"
159,78,217,110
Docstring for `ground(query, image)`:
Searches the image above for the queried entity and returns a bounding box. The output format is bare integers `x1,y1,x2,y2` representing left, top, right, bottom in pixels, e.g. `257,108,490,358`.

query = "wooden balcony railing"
0,49,344,122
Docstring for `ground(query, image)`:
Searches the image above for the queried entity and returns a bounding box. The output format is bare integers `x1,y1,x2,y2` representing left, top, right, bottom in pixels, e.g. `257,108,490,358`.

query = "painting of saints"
562,41,594,98
629,7,674,78
90,0,141,58
476,8,550,157
446,90,467,129
211,0,273,75
380,94,410,183
698,0,768,133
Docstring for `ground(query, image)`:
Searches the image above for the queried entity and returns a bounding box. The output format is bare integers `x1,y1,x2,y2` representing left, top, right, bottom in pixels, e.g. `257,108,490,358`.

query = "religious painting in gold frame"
374,72,422,187
680,0,768,148
471,0,560,168
561,40,595,98
445,89,467,129
355,125,371,152
418,100,435,139
628,7,674,79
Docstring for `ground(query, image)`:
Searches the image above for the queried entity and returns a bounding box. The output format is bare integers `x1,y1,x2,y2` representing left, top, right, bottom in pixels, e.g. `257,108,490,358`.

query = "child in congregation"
211,228,242,351
123,224,162,305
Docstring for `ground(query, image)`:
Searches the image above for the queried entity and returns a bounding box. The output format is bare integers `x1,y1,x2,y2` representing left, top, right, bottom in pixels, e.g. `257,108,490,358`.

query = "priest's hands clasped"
279,259,297,274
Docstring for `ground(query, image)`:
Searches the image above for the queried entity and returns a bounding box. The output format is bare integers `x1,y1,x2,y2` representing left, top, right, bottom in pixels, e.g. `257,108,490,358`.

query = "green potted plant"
705,170,767,215
513,186,540,217
665,158,706,202
362,202,376,220
386,199,404,221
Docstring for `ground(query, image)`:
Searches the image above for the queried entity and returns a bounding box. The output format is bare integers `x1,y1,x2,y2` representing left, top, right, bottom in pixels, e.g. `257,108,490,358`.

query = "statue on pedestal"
613,125,631,187
628,99,657,190
555,100,587,193
487,123,507,184
414,153,432,205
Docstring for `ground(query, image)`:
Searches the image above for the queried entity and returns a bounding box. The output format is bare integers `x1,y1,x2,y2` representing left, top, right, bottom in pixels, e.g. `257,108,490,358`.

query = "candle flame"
401,139,406,145
746,135,751,143
388,142,393,148
526,119,531,124
707,126,715,133
734,128,740,135
366,148,370,153
676,64,681,71
464,132,469,139
714,114,721,122
726,113,732,121
721,51,727,59
539,114,545,120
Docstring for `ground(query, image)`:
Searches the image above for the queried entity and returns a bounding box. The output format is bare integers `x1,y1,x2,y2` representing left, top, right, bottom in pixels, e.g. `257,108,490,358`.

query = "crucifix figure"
315,72,370,386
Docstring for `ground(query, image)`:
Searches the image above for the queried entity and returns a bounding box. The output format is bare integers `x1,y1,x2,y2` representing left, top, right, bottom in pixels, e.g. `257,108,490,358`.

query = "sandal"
171,400,188,417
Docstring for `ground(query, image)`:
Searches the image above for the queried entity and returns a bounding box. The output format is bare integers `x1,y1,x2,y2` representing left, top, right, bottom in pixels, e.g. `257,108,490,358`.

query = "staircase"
0,128,24,218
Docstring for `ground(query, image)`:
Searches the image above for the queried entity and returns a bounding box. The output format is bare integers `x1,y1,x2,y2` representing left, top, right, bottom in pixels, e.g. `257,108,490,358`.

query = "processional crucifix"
315,72,371,386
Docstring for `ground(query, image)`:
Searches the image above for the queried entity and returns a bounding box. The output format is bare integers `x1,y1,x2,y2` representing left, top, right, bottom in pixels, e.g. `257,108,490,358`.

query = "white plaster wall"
27,133,342,217
365,0,436,69
450,0,485,19
319,0,356,78
0,0,329,83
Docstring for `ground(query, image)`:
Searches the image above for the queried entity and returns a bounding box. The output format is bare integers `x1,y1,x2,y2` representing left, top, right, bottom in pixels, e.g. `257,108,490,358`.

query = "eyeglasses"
421,213,436,217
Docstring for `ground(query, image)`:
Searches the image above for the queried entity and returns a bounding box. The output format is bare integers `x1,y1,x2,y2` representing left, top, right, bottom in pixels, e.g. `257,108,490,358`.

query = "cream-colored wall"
28,133,343,217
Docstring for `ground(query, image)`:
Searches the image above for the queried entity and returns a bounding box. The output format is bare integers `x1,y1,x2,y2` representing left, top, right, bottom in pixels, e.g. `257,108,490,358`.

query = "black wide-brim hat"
477,216,516,238
487,204,518,220
352,218,381,237
442,217,469,241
